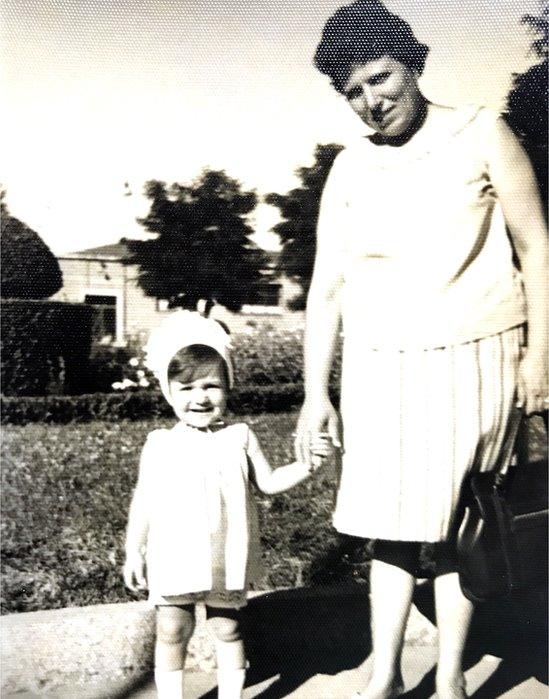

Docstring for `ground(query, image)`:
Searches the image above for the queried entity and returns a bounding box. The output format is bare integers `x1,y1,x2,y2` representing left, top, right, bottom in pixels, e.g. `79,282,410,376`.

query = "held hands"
123,551,148,593
309,433,336,472
295,397,342,468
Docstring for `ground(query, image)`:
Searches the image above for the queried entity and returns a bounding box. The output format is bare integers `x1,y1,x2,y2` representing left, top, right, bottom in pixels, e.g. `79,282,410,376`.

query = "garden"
1,316,365,615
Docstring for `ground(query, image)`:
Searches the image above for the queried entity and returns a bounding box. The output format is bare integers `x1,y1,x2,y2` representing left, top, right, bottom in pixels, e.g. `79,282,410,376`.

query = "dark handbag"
457,407,548,603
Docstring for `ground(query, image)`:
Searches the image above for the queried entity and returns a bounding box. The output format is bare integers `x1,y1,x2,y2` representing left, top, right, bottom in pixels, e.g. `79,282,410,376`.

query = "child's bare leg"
155,605,195,697
207,608,246,699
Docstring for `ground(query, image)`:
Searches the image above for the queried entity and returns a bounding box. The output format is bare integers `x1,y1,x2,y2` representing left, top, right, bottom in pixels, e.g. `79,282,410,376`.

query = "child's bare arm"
123,488,149,591
123,438,154,592
248,429,333,495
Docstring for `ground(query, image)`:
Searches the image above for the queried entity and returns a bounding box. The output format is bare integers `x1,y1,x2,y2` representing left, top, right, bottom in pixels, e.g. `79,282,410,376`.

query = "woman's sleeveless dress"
319,106,526,542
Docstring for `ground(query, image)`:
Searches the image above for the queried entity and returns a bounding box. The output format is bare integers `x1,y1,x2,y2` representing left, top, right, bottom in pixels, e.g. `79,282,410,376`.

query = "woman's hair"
314,0,430,93
167,344,230,388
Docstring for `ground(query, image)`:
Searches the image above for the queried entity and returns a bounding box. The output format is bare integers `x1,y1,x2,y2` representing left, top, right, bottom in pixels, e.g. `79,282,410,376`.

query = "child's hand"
123,552,148,592
309,433,335,472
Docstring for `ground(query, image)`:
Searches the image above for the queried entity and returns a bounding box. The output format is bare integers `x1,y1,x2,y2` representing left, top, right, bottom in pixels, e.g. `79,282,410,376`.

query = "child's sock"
215,638,246,698
154,667,185,698
217,666,246,699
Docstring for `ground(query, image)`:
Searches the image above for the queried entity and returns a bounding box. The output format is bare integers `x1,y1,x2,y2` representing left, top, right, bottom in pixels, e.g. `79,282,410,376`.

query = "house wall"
54,257,305,342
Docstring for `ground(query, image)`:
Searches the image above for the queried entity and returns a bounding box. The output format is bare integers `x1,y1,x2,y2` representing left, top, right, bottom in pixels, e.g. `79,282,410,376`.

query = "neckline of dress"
354,104,483,166
174,420,227,435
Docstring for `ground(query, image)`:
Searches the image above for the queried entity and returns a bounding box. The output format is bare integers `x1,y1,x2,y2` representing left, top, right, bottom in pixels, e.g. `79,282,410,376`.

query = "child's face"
169,366,228,429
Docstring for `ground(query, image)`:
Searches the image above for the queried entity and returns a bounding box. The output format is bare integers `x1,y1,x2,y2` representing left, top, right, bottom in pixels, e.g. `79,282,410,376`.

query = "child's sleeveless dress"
135,422,262,608
318,106,526,543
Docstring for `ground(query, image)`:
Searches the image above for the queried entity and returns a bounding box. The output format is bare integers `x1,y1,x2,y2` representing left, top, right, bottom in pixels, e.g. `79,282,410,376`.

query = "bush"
1,214,63,299
82,345,134,394
80,326,343,394
1,300,94,396
0,383,332,424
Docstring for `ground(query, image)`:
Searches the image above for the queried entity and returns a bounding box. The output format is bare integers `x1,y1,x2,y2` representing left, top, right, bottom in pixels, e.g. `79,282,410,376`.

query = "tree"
1,201,63,299
265,144,344,310
505,2,548,211
127,170,267,312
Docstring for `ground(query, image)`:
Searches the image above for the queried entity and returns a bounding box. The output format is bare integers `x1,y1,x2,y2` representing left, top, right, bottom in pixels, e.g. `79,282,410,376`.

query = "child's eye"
173,383,192,391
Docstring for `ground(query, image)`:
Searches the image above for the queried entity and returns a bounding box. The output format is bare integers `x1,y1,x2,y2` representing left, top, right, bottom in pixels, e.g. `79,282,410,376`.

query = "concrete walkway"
3,585,547,698
130,648,547,698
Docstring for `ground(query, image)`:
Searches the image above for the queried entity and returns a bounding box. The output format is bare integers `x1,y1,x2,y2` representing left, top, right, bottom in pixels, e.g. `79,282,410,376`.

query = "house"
53,241,303,344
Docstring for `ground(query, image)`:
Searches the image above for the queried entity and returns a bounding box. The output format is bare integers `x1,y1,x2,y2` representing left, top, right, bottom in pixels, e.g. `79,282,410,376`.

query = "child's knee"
207,615,242,643
156,607,195,646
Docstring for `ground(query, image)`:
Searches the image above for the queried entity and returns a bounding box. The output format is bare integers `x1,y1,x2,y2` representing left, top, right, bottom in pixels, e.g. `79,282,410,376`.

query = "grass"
1,413,347,614
2,412,546,614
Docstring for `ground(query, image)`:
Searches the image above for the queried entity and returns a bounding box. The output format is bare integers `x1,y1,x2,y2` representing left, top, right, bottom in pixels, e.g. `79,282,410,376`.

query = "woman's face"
343,56,423,137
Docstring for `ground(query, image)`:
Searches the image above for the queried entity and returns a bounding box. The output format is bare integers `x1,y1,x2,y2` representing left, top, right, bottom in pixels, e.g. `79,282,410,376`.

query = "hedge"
73,326,343,395
1,300,94,396
2,384,339,424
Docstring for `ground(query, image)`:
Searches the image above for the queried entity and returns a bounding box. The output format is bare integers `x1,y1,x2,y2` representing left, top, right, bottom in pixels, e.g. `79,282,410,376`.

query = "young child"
123,311,331,698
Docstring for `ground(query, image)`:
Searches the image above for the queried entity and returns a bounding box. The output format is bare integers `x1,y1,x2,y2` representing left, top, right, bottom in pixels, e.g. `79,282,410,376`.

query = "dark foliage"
1,300,94,396
128,171,268,311
0,384,335,424
1,213,62,299
265,144,343,309
505,5,548,211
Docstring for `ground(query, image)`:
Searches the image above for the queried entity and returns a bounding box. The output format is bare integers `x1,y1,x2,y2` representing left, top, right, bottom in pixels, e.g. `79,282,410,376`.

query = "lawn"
1,413,349,614
2,412,546,614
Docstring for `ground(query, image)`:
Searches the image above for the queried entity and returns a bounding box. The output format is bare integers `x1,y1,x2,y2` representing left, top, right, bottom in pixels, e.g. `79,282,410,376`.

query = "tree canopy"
1,203,63,299
265,143,344,309
127,170,267,312
505,3,548,210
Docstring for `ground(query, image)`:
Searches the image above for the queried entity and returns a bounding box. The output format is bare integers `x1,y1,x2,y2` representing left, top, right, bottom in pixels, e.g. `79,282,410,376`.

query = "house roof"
59,240,280,264
58,241,132,261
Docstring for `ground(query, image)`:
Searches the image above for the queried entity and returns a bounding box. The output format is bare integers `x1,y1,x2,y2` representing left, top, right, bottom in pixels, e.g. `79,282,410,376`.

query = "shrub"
82,345,134,394
80,325,343,394
1,214,62,299
1,383,331,424
1,300,94,396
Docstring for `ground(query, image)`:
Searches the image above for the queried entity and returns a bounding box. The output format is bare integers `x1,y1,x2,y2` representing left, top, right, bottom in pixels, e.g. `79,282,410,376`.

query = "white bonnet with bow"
144,310,233,403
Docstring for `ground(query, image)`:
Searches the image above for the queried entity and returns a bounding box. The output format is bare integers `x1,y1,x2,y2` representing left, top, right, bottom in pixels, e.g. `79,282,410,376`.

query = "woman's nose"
362,84,375,105
361,85,382,118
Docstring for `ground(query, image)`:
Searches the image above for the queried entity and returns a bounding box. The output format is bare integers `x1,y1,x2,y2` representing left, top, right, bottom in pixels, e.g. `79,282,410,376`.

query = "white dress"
319,106,525,542
134,422,261,606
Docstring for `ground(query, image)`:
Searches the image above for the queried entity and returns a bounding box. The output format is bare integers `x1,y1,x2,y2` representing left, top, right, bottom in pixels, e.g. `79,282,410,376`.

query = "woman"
295,1,548,698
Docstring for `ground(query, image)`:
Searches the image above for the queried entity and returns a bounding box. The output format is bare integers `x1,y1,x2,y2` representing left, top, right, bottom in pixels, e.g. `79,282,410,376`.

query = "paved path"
130,647,547,698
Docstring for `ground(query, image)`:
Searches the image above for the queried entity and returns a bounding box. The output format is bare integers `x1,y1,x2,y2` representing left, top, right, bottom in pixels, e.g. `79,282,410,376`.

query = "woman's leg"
206,607,246,699
358,558,415,698
434,571,473,698
155,605,195,698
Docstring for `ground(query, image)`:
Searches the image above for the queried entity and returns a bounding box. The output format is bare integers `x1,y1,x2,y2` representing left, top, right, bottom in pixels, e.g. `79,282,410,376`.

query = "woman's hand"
123,551,148,592
309,432,337,471
295,397,342,465
518,348,548,415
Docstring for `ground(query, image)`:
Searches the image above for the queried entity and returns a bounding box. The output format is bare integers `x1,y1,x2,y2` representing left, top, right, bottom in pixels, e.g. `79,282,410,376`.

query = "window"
85,294,117,340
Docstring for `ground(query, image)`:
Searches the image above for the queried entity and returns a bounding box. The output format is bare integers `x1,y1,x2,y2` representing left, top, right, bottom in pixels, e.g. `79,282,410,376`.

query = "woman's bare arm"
487,116,548,413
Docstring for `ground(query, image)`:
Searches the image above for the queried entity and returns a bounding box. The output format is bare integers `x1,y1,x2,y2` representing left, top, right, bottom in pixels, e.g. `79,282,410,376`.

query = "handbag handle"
493,405,524,489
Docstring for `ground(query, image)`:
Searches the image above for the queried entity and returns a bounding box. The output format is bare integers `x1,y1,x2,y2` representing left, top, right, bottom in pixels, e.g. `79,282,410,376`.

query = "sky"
1,0,543,253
